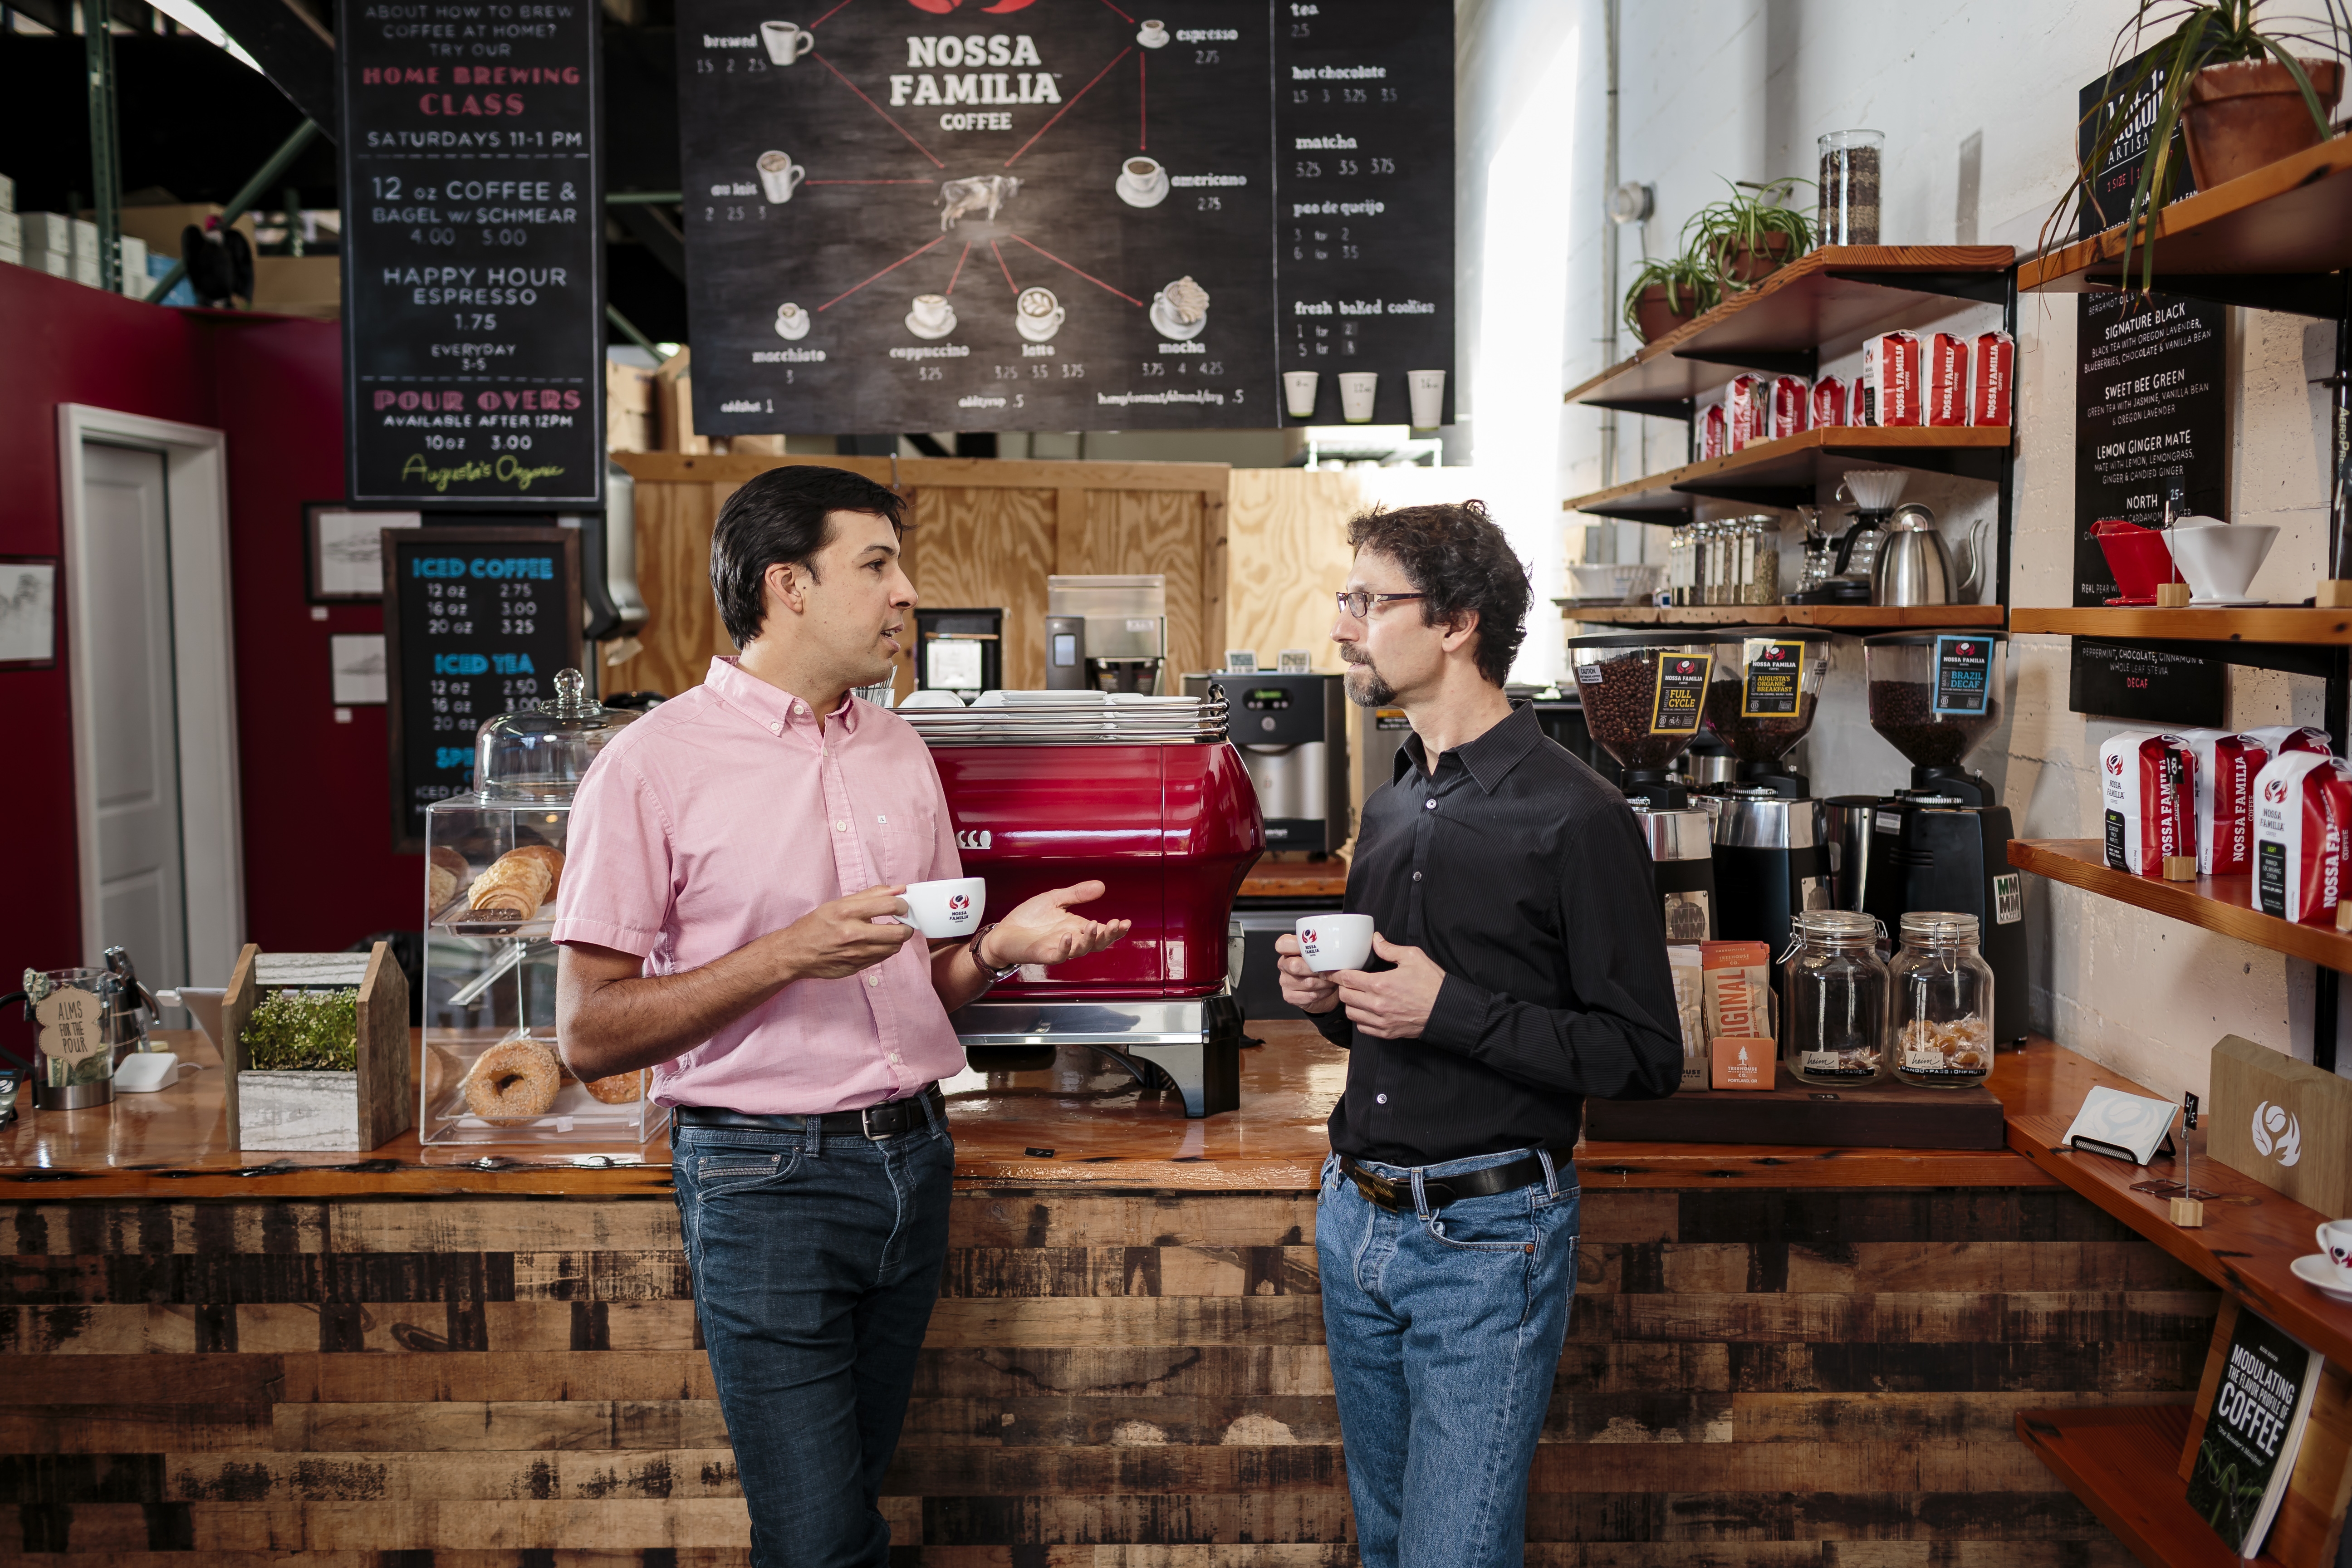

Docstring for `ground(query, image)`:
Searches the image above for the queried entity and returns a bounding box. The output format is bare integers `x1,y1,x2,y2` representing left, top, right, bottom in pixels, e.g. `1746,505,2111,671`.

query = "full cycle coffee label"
1650,653,1711,735
1740,641,1806,719
1932,635,1993,716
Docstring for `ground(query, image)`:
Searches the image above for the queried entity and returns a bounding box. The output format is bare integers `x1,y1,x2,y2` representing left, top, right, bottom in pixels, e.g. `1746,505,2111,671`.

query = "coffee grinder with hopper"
1568,632,1719,942
1700,627,1835,965
1854,630,2028,1044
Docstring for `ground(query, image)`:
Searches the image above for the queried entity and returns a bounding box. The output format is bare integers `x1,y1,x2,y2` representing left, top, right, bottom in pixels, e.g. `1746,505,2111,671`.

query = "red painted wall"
0,263,414,1041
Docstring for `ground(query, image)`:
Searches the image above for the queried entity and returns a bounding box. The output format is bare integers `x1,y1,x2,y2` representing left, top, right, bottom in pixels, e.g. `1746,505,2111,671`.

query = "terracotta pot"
1631,282,1706,345
1715,229,1797,288
2181,57,2343,190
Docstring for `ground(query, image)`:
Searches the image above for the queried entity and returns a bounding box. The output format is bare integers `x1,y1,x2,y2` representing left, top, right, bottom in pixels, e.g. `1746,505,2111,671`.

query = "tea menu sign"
337,0,605,507
673,0,1454,433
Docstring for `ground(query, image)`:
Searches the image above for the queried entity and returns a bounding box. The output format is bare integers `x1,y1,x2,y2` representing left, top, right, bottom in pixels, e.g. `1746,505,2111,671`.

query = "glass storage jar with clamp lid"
1782,909,1888,1088
1889,911,1995,1088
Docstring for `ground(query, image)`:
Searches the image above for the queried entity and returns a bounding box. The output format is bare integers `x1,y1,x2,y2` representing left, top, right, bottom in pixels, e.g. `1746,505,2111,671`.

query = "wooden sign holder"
219,943,412,1152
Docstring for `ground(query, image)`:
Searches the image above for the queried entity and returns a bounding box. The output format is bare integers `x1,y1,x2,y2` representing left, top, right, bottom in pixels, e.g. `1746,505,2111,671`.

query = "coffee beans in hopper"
1581,652,1704,769
1868,680,1999,768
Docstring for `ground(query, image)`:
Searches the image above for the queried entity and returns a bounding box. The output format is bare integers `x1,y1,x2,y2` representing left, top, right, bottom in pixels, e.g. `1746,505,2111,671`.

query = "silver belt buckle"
861,1102,889,1140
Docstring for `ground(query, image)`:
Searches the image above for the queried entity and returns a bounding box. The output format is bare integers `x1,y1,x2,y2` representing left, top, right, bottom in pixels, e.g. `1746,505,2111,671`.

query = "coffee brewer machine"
1045,575,1168,695
1842,630,2028,1044
1184,671,1350,856
1567,632,1719,942
1700,627,1835,961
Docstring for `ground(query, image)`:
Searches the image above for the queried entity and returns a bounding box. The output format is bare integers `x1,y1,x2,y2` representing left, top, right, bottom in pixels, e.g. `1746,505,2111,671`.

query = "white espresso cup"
911,292,953,332
2319,1218,2352,1273
1137,19,1169,47
1296,912,1375,973
1406,368,1447,429
1338,371,1379,423
757,150,805,204
903,877,987,939
1283,371,1320,419
774,301,809,340
760,20,815,64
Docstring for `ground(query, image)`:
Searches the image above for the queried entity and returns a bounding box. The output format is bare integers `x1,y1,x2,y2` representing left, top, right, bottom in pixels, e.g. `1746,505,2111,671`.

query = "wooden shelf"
1561,424,2014,524
2014,1405,2301,1568
1564,245,2016,417
2011,606,2352,645
2010,838,2352,973
1559,603,2005,631
2020,133,2352,308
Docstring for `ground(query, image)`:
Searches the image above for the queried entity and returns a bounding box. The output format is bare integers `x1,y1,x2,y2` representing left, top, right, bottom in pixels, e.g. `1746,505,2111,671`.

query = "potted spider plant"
1687,177,1815,293
1622,252,1720,345
2055,1,2345,290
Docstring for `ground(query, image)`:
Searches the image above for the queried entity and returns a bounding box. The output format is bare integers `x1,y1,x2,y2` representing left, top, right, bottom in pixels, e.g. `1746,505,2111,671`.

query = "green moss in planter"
241,989,360,1071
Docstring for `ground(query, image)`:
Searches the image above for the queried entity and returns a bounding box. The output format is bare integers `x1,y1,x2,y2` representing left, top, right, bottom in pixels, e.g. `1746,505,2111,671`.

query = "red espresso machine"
903,690,1264,1116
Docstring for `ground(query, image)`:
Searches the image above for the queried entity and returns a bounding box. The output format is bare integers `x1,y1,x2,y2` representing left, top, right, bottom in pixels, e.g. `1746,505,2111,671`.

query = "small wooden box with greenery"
221,943,412,1152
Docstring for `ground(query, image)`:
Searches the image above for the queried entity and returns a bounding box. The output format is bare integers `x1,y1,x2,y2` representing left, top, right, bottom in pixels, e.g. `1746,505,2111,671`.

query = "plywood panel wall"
904,486,1058,690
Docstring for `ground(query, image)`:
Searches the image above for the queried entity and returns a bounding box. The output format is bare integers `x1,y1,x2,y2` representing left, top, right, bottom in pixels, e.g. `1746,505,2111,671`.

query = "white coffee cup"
757,150,805,204
1338,372,1379,423
1283,371,1320,419
910,293,953,333
1137,19,1169,47
774,301,809,340
903,877,987,939
1296,912,1375,972
1406,368,1447,429
760,20,814,64
2319,1218,2352,1273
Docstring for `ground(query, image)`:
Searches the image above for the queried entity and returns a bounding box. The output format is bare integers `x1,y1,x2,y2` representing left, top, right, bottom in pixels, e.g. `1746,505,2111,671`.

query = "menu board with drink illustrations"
336,0,605,508
382,529,583,852
673,0,1452,433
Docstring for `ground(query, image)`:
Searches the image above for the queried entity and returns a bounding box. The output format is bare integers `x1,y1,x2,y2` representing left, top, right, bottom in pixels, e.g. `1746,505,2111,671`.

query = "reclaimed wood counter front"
0,1027,2210,1564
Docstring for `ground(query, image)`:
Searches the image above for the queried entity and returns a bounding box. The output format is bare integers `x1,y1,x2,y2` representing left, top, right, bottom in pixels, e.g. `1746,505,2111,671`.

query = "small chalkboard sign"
2068,637,2227,729
382,527,582,852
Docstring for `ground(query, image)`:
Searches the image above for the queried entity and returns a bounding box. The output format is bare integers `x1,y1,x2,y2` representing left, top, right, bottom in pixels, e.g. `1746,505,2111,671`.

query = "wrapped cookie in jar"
1889,911,1994,1088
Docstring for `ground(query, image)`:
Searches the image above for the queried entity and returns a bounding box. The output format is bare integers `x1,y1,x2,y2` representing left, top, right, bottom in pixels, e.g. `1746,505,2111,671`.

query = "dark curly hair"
709,465,907,648
1345,500,1530,686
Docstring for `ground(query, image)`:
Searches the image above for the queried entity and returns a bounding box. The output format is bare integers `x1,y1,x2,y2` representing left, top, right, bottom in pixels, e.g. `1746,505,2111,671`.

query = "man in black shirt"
1274,500,1681,1568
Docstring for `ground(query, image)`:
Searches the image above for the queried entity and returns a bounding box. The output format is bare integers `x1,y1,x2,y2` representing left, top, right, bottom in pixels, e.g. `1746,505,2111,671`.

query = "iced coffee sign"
337,0,604,506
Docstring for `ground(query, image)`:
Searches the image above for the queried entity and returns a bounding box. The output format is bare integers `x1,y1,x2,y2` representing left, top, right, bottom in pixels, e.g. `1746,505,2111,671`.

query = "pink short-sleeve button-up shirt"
550,656,965,1115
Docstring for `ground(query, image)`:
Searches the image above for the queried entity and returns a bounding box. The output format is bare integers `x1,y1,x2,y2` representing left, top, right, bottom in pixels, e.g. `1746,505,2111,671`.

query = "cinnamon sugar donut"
583,1069,646,1104
462,1039,562,1122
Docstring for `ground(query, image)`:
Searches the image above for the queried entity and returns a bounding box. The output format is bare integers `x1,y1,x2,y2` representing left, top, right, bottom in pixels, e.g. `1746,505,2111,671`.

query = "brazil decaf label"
1650,653,1711,735
1933,634,1993,715
1740,641,1805,718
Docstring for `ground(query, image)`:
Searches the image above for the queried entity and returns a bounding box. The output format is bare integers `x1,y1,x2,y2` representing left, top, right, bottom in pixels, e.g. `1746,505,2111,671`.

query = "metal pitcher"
1871,503,1955,607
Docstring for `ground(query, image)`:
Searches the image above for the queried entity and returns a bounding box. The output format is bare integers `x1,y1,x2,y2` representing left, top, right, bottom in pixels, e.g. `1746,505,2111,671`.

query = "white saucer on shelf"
2291,1253,2352,1302
2186,596,2270,608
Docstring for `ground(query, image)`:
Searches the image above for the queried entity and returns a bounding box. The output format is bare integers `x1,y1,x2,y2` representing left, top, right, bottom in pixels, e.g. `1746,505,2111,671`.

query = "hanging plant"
2046,0,2346,293
1686,177,1816,294
1622,253,1721,345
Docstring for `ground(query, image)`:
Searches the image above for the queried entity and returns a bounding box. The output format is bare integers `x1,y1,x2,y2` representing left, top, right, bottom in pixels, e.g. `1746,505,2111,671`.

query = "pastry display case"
419,671,656,1145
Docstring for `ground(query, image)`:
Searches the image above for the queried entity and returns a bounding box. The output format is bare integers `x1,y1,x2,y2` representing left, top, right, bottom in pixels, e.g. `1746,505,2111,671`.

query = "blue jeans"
1316,1146,1580,1568
672,1104,953,1568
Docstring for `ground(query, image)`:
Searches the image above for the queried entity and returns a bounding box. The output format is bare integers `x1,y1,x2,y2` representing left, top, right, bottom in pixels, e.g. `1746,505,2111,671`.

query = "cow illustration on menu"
676,0,1277,432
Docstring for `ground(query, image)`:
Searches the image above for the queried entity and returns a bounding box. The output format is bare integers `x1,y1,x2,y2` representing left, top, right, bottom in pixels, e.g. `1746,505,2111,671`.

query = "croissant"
468,855,554,920
509,843,566,901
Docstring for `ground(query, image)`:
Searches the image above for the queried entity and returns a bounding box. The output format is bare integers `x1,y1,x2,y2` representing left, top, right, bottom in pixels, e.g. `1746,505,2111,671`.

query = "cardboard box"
2207,1033,2352,1217
1710,1036,1775,1090
113,203,256,260
19,212,71,256
0,173,15,213
252,255,341,318
607,359,656,414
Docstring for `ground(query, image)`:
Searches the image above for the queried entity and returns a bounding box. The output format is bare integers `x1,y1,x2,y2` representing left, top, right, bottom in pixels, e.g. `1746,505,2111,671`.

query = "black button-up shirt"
1314,702,1682,1165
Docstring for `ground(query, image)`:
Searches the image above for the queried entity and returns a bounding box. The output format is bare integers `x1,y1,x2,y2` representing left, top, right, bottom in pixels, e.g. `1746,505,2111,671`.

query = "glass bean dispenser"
1889,912,1995,1089
1782,909,1889,1088
420,670,654,1145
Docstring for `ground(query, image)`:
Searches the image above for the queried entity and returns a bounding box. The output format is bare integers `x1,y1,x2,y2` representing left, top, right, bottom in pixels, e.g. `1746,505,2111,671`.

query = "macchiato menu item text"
335,0,605,506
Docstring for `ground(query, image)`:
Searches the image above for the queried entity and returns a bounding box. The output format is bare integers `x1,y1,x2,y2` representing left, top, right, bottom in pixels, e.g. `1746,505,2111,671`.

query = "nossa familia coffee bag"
2252,751,2352,923
2175,729,2273,876
2101,731,2195,876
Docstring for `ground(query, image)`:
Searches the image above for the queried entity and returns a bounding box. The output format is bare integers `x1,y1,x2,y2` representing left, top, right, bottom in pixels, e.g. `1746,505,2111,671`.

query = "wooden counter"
0,1025,2220,1564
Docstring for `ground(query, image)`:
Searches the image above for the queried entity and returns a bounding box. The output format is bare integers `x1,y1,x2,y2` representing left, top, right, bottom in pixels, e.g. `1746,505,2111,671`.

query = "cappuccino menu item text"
338,0,605,506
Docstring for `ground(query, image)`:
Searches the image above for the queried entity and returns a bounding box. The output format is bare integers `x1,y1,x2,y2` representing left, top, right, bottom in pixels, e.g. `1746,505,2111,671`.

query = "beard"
1341,651,1396,708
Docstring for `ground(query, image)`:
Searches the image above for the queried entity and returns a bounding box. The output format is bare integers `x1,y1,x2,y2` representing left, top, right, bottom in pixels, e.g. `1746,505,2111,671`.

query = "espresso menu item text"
338,0,604,506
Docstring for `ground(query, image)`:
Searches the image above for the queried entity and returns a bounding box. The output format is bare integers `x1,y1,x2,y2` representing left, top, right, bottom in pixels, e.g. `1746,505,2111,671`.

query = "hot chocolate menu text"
338,0,605,506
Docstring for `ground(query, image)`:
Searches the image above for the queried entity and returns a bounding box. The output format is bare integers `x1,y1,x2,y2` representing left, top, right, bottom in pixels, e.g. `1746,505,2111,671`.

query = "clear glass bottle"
1700,521,1724,606
1783,910,1889,1086
1817,129,1884,245
1889,912,1996,1088
1746,516,1781,603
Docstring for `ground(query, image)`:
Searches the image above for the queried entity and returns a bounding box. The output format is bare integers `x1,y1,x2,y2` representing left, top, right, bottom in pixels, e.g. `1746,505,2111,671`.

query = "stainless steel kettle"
1871,503,1955,607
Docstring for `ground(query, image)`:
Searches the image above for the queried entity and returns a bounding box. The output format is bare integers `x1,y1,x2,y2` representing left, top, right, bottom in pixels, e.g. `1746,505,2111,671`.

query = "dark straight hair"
1345,500,1530,687
708,464,908,647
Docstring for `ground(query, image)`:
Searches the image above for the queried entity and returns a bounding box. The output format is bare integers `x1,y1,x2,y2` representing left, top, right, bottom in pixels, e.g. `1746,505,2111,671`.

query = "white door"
79,441,190,988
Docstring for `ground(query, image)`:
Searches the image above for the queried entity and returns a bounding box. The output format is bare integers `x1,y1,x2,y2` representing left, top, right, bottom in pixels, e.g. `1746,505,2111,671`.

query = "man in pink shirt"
554,465,1126,1568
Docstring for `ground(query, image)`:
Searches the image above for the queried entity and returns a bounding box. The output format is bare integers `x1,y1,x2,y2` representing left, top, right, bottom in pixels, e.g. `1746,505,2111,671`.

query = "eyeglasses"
1335,591,1426,621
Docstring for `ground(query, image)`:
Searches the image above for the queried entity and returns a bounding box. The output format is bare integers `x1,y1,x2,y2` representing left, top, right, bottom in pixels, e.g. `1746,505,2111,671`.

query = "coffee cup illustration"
1016,285,1065,342
1137,18,1169,48
756,150,806,204
1151,275,1209,341
774,301,809,341
1116,154,1169,209
760,20,814,64
906,292,957,339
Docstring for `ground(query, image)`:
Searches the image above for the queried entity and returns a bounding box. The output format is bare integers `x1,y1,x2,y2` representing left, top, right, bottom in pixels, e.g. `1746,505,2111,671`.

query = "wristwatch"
970,922,1022,984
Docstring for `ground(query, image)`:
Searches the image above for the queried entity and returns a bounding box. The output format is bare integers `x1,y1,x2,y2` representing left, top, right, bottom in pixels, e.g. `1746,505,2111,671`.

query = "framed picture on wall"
0,556,59,669
306,503,422,603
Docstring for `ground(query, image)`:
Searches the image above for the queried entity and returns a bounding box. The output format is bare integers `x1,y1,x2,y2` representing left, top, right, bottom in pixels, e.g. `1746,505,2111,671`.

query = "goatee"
1342,658,1395,708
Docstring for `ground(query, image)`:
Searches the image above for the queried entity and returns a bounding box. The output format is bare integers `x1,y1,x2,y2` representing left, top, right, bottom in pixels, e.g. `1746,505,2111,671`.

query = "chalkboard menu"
382,528,583,851
673,0,1453,433
1272,0,1454,428
337,0,605,508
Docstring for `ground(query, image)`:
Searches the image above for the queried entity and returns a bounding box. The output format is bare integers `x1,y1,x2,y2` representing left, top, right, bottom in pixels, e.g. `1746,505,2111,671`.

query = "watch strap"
971,922,1021,982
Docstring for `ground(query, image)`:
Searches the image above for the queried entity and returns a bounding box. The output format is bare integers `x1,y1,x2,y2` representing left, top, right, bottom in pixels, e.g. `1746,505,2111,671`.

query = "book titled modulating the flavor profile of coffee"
2186,1309,2323,1558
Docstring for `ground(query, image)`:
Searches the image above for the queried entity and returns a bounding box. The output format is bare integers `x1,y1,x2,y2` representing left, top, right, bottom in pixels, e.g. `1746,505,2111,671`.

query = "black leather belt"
674,1083,944,1140
1339,1150,1568,1213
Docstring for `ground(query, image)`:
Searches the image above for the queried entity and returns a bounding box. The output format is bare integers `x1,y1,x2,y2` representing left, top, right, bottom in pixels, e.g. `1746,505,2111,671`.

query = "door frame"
56,404,245,985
